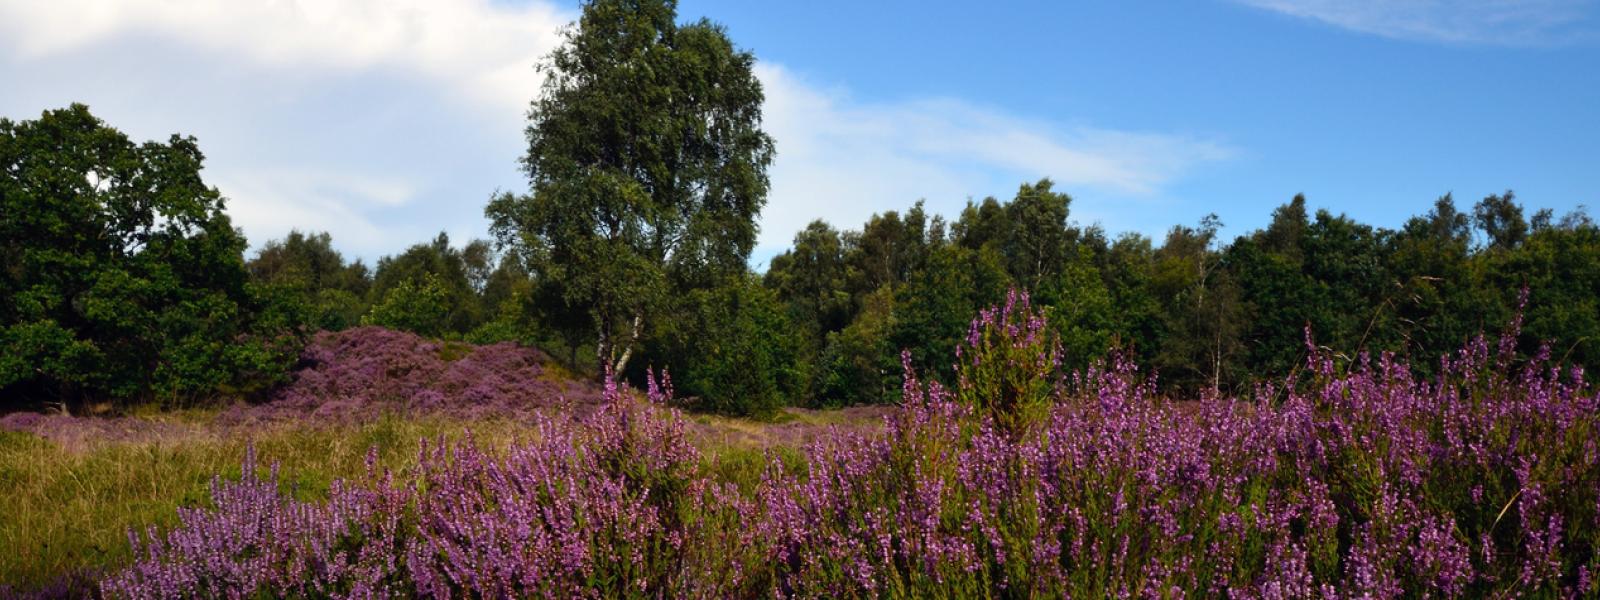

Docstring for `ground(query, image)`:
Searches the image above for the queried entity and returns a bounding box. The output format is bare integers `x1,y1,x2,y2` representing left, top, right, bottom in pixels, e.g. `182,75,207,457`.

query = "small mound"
224,327,606,423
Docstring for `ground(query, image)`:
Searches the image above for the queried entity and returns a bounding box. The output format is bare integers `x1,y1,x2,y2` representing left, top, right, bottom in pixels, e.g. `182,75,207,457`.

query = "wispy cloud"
217,170,399,256
1234,0,1600,45
754,65,1231,257
0,0,570,114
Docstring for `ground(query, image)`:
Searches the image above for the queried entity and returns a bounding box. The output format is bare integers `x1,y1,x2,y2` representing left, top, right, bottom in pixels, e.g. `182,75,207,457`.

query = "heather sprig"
954,289,1063,435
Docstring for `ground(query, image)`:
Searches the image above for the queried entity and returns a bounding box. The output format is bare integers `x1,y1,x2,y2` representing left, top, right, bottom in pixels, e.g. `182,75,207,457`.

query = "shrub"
0,105,299,408
101,373,771,599
761,329,1599,596
665,275,808,417
952,289,1062,434
255,326,602,422
101,448,409,598
464,289,539,346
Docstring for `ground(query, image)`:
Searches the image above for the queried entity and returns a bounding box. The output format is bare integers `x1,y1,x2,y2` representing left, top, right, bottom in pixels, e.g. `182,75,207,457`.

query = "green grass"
0,406,875,590
0,414,538,589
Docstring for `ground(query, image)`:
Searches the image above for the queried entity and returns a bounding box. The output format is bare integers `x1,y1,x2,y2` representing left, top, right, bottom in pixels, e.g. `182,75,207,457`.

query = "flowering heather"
100,297,1600,597
954,289,1063,434
101,447,410,598
234,326,607,423
101,374,773,598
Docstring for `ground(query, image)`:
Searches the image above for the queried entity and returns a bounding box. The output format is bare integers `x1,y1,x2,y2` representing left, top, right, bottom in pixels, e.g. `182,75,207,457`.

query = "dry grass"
0,413,537,588
0,404,887,590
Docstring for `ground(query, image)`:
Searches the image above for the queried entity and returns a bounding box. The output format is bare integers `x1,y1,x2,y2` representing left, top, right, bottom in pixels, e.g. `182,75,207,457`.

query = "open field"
0,405,883,592
0,327,889,594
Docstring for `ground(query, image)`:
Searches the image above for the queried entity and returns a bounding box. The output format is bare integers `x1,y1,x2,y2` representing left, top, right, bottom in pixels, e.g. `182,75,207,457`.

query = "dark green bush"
0,105,300,408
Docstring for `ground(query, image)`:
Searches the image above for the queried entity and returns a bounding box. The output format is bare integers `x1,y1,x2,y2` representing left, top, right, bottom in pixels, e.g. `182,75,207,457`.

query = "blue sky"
3,0,1598,266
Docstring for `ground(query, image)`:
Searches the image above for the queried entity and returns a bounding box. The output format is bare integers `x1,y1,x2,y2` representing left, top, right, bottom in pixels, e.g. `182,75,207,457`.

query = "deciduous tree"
487,0,774,380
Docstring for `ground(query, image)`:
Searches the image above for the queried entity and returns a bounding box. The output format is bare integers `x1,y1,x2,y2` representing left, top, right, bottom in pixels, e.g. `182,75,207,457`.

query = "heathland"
4,0,1600,597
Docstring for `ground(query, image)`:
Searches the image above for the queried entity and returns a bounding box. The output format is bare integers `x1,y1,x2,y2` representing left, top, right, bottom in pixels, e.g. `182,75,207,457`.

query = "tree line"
760,185,1600,408
6,0,1599,417
10,98,1589,416
229,179,1600,416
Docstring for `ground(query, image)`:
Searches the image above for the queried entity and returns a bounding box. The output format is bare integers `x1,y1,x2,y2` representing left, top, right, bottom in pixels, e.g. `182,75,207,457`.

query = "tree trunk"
595,318,611,383
595,311,644,382
610,312,644,377
1212,332,1222,395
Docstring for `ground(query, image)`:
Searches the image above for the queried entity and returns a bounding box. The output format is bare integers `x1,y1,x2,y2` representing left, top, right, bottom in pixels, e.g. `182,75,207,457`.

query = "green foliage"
369,232,488,335
954,195,1011,251
766,182,1600,404
845,204,930,297
764,220,853,339
1001,179,1072,296
1474,190,1529,251
487,0,774,380
1490,220,1600,366
465,267,541,347
0,105,299,407
464,293,538,346
1383,195,1489,364
1225,197,1318,377
1045,246,1118,370
361,273,450,337
891,242,1008,380
816,286,899,406
8,96,1600,423
312,288,368,332
1148,215,1244,392
662,275,807,417
1098,233,1164,358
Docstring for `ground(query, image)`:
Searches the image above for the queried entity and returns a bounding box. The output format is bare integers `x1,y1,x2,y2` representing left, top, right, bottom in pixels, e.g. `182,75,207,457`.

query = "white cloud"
217,171,393,254
0,0,569,115
753,64,1231,257
1233,0,1599,44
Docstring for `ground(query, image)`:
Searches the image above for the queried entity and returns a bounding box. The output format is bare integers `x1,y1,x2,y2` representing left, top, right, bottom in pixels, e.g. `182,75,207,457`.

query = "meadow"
3,293,1597,598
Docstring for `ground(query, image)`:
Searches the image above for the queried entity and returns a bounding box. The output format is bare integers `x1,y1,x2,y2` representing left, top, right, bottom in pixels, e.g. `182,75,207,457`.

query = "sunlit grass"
0,414,529,588
0,406,871,590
